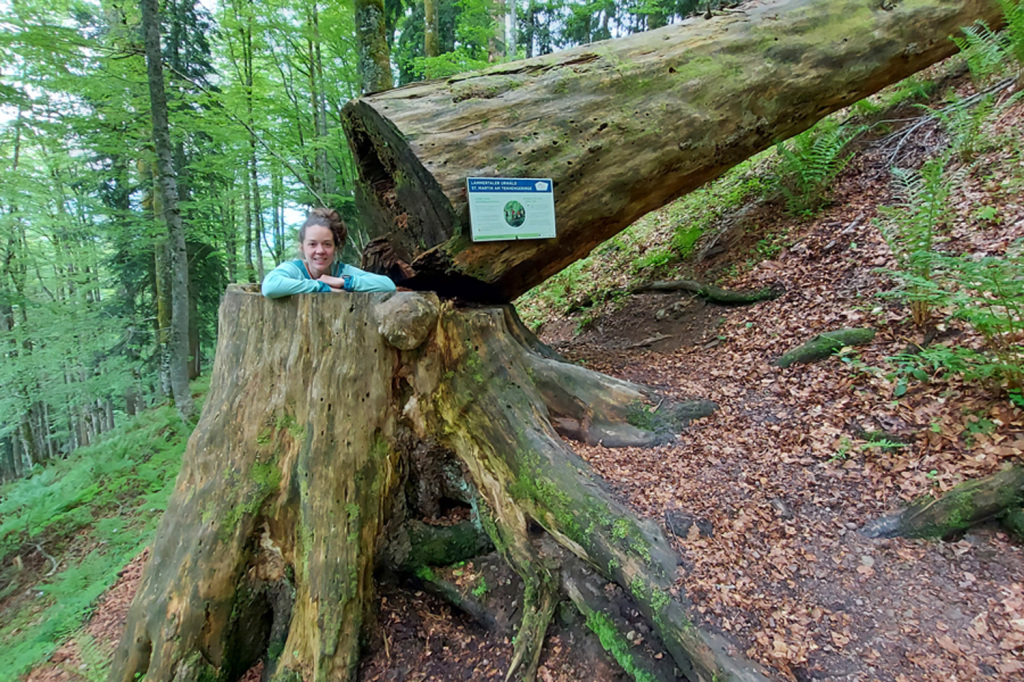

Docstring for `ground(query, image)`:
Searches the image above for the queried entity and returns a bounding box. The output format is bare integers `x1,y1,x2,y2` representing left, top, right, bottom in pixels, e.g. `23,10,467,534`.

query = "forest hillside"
4,2,1024,681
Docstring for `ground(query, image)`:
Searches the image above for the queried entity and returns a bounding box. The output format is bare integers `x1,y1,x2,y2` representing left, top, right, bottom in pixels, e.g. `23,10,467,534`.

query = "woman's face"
301,224,336,277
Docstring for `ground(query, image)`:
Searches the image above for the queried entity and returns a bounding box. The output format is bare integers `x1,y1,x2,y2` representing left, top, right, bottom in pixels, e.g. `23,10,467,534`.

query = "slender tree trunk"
242,169,254,282
0,437,15,481
188,265,201,379
42,401,54,460
355,0,394,93
20,407,40,466
249,149,265,282
524,2,535,58
14,427,30,475
490,0,506,62
224,198,237,282
141,0,195,422
424,0,440,57
152,174,174,397
271,169,284,262
507,0,517,57
307,3,338,200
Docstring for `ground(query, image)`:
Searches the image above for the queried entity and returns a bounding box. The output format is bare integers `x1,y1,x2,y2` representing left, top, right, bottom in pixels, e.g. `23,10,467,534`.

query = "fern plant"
941,249,1024,389
876,156,962,326
928,90,1023,161
952,0,1024,82
774,120,865,217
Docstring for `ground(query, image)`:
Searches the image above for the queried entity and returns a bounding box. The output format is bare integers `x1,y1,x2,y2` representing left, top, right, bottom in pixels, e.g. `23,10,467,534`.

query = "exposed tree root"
862,466,1024,539
773,328,876,368
568,279,782,316
633,279,783,305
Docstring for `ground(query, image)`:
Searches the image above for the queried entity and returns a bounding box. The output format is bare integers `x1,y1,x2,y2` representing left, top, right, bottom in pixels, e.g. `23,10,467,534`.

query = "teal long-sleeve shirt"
261,260,396,298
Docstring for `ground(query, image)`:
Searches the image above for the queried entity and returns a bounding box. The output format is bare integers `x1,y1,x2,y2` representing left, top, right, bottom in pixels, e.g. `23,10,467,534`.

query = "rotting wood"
110,288,766,682
342,0,1005,301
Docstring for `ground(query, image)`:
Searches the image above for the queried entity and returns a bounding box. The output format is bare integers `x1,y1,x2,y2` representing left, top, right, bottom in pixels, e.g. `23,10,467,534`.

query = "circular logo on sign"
503,200,526,228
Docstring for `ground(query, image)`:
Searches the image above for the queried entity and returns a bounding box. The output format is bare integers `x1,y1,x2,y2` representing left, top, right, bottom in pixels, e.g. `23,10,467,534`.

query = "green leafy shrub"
413,50,491,80
884,76,939,107
884,246,1024,394
774,120,865,217
0,379,205,679
631,248,675,273
941,250,1024,389
852,76,937,118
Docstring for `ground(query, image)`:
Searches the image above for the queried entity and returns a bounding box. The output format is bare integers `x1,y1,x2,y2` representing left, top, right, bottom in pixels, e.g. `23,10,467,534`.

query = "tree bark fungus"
111,288,764,681
341,0,1004,301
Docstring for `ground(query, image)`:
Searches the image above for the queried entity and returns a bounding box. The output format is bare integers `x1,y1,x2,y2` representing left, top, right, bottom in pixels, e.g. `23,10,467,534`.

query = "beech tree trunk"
342,0,1003,301
142,0,194,421
355,0,393,94
110,288,757,682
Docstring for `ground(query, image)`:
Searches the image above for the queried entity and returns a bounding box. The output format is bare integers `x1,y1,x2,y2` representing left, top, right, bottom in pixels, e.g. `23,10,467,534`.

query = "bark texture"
355,0,394,94
110,288,761,682
341,0,1003,301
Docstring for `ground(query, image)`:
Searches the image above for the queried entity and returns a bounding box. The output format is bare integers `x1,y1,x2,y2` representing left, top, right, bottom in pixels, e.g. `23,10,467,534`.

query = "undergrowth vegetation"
515,156,772,328
876,0,1024,400
518,0,1024,403
0,378,206,679
774,119,865,217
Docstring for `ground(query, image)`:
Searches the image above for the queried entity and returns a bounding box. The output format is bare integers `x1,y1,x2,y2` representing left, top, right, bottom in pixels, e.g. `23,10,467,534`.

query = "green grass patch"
0,377,207,679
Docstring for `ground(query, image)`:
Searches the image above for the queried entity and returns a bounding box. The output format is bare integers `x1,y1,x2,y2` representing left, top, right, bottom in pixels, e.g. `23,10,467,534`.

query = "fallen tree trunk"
110,288,762,682
342,0,1003,301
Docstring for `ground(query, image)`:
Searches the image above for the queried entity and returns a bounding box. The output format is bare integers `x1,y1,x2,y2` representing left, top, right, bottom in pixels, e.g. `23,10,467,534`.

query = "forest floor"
24,72,1024,682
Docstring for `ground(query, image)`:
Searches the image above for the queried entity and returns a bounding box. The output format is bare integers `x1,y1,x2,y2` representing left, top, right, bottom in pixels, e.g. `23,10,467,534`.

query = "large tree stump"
110,287,762,681
342,0,1003,300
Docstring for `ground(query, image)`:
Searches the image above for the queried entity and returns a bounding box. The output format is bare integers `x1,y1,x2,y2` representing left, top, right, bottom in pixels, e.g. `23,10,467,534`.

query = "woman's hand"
317,274,347,291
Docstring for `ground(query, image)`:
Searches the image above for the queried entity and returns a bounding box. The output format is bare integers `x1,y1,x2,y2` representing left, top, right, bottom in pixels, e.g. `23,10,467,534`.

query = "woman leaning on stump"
261,208,396,298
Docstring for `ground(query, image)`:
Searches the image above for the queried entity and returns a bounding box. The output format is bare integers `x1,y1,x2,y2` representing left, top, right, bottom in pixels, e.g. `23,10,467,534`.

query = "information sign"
467,177,556,242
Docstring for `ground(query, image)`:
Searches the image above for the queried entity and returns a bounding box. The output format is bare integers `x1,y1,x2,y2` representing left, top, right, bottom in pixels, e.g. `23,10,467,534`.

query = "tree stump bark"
111,287,763,682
